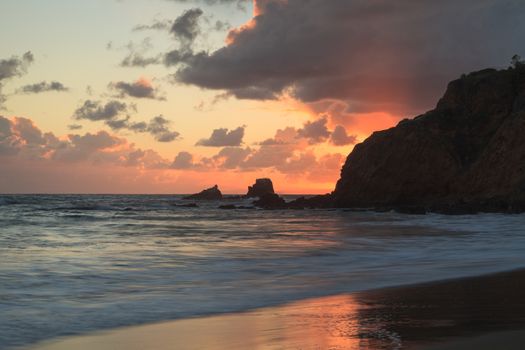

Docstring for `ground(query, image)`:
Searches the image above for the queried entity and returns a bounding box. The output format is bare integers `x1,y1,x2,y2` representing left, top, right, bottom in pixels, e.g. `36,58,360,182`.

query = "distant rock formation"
246,178,275,197
183,185,223,201
253,193,286,209
287,194,333,209
172,203,199,208
332,64,525,213
218,204,255,210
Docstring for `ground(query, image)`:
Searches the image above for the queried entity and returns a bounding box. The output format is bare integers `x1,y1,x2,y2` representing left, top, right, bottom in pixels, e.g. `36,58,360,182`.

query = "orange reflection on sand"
29,294,369,350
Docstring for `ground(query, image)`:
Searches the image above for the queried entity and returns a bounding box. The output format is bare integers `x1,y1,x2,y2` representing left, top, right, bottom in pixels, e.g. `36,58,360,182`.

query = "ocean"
1,194,525,349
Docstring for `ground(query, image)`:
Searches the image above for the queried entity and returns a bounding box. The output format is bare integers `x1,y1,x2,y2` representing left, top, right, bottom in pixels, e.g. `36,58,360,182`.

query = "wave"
0,197,20,206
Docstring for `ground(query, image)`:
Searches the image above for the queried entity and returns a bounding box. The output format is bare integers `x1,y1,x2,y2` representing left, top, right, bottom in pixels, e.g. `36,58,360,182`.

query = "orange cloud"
0,116,345,194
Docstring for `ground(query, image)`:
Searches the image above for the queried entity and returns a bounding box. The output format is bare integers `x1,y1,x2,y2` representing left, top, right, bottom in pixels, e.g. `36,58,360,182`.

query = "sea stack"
253,193,286,209
333,64,525,213
246,178,275,198
183,185,223,201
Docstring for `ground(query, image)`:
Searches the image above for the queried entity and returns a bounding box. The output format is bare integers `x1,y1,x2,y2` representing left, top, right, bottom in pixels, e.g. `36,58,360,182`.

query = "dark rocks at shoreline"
253,193,286,209
222,195,244,200
218,204,255,210
246,178,275,198
173,203,199,208
183,185,223,201
332,64,525,213
286,194,334,209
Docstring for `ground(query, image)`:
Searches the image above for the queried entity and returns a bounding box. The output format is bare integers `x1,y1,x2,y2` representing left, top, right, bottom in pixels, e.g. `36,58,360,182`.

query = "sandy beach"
25,268,525,350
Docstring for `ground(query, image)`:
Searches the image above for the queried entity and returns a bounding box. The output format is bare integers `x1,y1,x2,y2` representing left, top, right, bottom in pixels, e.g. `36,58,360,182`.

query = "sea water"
1,194,525,349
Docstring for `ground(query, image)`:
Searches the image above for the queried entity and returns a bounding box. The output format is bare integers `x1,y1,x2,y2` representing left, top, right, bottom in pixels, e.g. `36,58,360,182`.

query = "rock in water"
287,194,334,209
333,65,525,213
246,178,275,197
253,193,286,209
183,185,223,200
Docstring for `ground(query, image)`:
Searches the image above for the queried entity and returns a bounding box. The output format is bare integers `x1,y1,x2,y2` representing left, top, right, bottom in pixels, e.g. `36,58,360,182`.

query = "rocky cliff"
246,178,275,198
333,65,525,213
183,185,223,200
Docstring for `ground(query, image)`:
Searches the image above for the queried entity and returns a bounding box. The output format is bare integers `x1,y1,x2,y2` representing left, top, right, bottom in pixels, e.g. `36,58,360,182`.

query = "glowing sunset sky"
1,0,524,193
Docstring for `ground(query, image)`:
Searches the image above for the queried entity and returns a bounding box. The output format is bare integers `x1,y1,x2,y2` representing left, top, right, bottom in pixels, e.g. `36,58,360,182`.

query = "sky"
1,0,525,194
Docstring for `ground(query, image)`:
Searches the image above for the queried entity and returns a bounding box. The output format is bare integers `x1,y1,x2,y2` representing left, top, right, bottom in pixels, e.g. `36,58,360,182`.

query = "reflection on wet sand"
27,269,525,350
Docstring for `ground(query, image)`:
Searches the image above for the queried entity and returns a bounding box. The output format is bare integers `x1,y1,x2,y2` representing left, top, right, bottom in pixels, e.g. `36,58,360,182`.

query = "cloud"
73,100,179,142
74,100,129,122
212,146,252,168
297,117,330,144
196,126,245,147
134,19,173,32
171,151,195,169
0,52,34,109
0,116,172,168
53,131,125,162
167,0,250,10
131,115,181,142
1,117,347,195
0,116,17,155
171,0,525,117
123,6,216,68
159,8,205,69
120,38,162,68
121,53,163,67
12,117,46,145
171,8,204,50
307,153,345,182
0,52,33,81
213,20,231,31
1,115,343,187
159,122,344,177
17,81,69,94
330,125,357,146
68,124,83,131
110,78,164,100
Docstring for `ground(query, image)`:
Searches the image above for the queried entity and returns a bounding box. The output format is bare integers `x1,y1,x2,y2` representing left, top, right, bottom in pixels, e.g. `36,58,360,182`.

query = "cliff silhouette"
332,61,525,213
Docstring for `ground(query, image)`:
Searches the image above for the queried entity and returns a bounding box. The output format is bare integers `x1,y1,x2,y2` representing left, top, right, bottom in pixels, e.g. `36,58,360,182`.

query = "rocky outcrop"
332,65,525,213
246,178,275,197
218,205,255,210
172,203,199,208
183,185,223,201
253,193,286,209
287,194,334,209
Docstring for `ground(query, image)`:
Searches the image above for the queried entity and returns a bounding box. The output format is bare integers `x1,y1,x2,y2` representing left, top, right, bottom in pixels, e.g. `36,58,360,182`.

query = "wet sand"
26,269,525,350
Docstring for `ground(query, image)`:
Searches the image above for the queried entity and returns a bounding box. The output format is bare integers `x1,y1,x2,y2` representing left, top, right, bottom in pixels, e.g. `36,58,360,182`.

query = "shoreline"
24,268,525,350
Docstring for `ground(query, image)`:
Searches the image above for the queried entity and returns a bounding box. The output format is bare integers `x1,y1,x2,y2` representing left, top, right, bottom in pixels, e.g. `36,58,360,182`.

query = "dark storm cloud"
172,0,525,116
17,81,69,94
196,126,245,147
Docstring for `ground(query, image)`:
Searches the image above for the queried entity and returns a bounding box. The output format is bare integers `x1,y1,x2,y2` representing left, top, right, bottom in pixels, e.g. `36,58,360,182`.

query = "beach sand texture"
27,269,525,350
